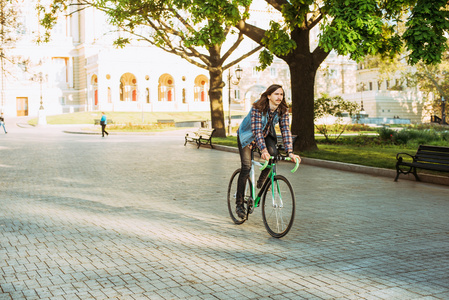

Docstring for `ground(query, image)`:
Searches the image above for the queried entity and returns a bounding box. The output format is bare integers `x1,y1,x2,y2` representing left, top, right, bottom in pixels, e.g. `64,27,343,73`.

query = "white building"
343,61,429,124
1,1,211,118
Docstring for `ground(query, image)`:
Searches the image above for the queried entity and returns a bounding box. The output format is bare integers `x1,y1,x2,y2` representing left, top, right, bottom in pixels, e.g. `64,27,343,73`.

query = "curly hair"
253,84,288,115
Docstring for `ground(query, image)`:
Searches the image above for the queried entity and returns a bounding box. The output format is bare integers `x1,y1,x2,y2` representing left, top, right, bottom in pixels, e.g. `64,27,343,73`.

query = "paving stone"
1,125,448,299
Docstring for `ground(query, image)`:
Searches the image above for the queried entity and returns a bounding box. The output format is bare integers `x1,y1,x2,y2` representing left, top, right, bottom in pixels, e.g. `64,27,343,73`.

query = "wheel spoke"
262,175,295,238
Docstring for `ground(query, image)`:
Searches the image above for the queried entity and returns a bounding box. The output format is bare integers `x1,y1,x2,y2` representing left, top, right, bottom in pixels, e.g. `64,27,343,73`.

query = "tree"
314,94,359,143
413,60,449,122
236,0,449,151
39,0,262,137
0,0,19,66
1,0,20,109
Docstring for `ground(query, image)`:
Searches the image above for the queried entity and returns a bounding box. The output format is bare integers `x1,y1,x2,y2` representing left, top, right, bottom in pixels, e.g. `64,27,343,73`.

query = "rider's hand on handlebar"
261,150,271,161
289,152,301,164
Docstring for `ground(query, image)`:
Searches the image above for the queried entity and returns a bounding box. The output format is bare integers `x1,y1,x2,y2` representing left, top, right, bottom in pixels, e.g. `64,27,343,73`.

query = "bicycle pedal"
247,198,255,214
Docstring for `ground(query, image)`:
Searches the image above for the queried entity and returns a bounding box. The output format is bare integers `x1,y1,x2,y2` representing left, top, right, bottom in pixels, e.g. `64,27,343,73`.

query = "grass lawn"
213,136,448,177
301,144,412,170
213,136,412,170
28,111,217,125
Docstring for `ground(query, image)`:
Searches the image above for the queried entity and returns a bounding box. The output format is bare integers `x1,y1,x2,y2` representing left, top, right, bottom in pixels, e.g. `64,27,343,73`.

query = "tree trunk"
208,67,226,137
285,28,329,152
288,58,318,151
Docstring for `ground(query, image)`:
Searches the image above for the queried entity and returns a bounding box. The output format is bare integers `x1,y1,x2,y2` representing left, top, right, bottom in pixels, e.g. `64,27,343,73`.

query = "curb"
63,131,100,135
16,123,35,128
212,144,449,187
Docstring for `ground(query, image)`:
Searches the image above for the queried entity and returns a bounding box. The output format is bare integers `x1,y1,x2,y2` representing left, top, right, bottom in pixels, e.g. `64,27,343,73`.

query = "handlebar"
260,156,300,173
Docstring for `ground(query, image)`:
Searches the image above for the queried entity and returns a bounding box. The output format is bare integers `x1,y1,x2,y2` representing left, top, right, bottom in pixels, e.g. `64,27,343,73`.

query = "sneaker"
236,204,246,219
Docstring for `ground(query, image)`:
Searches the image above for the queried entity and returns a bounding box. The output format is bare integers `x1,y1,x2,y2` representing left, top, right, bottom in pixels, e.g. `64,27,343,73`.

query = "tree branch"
264,0,288,13
234,20,266,45
312,45,329,68
120,27,210,71
222,44,263,71
421,63,448,99
220,33,244,64
304,8,323,30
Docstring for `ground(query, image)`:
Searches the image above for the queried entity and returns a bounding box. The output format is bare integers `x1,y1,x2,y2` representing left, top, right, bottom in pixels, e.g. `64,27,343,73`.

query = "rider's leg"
236,137,251,218
237,137,251,203
257,135,278,188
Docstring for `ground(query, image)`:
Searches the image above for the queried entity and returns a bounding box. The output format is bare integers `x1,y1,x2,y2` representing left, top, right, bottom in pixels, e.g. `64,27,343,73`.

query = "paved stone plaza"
1,122,449,299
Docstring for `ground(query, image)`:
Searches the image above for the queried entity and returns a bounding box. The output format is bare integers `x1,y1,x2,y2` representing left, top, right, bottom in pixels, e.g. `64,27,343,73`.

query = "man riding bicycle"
236,84,301,219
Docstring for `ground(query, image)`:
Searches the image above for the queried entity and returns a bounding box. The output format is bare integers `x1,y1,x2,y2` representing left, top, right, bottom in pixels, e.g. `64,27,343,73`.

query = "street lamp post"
442,97,446,125
356,82,366,123
227,65,242,136
37,71,47,126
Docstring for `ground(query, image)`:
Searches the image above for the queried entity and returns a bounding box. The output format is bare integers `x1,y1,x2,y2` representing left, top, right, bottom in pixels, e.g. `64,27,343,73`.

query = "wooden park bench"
276,134,298,152
157,119,175,125
184,128,216,149
395,145,449,181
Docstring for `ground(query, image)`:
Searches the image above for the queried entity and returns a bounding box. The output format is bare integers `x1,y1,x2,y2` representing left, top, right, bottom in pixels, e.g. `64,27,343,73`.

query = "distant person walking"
100,112,108,137
0,113,7,134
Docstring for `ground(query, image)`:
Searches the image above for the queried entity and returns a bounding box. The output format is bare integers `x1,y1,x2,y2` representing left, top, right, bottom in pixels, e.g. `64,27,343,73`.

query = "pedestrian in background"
0,113,7,134
100,112,108,137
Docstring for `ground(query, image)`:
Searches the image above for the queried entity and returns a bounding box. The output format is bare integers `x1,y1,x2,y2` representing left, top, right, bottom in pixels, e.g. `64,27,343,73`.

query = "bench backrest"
198,128,215,137
276,135,298,150
416,145,449,165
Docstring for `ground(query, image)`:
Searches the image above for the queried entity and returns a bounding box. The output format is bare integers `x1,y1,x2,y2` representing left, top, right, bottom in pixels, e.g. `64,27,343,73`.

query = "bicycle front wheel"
261,175,295,238
227,168,252,225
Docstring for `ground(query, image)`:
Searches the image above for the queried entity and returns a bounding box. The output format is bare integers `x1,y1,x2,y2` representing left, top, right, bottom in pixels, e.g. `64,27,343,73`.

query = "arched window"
119,73,138,102
90,74,98,110
158,74,175,102
194,75,209,102
245,85,266,106
146,88,150,103
91,75,98,107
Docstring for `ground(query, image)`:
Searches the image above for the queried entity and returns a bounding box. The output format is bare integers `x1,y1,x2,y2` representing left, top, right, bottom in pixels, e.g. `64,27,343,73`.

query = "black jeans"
101,124,108,137
236,135,278,204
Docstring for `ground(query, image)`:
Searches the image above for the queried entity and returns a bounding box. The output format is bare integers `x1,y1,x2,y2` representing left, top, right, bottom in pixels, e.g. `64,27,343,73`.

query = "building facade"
1,1,211,118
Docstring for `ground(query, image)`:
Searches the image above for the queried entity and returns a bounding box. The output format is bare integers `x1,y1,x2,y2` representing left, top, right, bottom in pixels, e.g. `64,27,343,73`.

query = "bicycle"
227,149,299,238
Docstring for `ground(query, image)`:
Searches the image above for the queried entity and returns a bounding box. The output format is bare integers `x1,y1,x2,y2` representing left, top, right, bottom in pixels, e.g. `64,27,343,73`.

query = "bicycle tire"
227,168,252,224
261,175,295,238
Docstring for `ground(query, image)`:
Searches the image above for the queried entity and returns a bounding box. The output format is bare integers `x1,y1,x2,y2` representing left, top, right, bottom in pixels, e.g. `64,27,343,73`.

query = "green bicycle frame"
250,156,299,208
252,163,276,208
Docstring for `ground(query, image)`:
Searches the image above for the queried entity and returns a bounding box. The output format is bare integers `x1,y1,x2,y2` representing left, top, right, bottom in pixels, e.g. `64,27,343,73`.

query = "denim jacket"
238,106,293,153
237,107,280,148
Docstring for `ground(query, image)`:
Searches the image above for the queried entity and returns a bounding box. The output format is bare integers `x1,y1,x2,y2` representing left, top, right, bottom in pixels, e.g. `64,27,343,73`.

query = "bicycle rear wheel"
227,168,252,224
261,175,295,238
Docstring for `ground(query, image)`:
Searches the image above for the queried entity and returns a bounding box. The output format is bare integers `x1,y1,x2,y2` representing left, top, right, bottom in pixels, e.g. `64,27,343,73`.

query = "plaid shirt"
250,108,293,153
